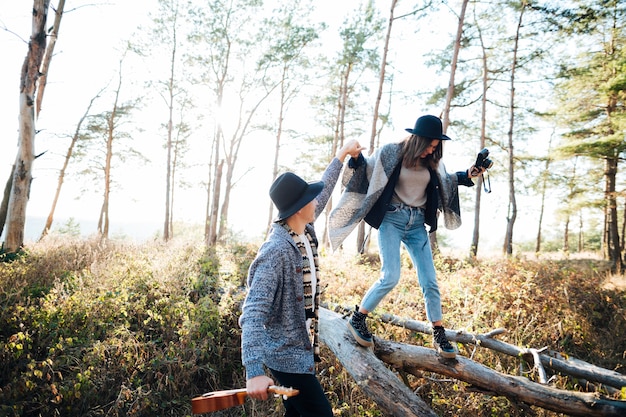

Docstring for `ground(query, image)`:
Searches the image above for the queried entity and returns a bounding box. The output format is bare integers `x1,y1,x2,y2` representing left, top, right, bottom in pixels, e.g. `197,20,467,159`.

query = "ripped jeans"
360,204,443,323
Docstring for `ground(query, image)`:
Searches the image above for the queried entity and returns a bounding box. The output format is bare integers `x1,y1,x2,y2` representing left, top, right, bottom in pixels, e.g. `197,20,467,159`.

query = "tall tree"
424,0,496,257
35,0,65,118
74,58,144,240
441,0,469,134
217,74,278,240
39,87,105,240
469,3,492,258
187,0,263,246
553,0,626,271
140,0,192,241
352,0,404,253
258,0,322,230
3,0,51,254
327,0,384,251
502,1,527,256
428,0,469,254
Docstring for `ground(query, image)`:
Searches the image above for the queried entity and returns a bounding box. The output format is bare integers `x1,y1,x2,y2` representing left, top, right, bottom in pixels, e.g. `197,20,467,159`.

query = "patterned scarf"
281,221,321,362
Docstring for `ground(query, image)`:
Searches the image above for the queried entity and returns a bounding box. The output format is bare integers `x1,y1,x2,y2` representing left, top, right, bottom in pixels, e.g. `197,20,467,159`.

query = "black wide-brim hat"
270,172,324,221
405,114,451,140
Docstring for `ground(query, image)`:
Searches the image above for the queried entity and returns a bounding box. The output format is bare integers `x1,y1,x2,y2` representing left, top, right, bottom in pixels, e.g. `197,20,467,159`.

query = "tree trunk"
40,88,103,240
433,0,468,256
0,168,14,239
471,20,489,258
163,66,175,241
207,159,223,246
351,0,398,255
35,0,64,118
4,0,50,253
376,339,626,417
267,67,287,234
535,135,553,253
98,120,113,240
503,4,525,256
319,308,438,417
441,0,468,133
369,0,396,151
97,59,126,240
218,83,275,242
604,156,622,272
320,307,626,417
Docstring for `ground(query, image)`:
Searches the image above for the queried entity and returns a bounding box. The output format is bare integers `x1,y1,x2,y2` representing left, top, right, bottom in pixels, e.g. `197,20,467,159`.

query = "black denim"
269,368,333,417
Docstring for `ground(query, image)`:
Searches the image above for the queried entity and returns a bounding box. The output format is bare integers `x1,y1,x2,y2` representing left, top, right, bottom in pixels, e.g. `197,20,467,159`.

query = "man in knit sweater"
239,139,364,416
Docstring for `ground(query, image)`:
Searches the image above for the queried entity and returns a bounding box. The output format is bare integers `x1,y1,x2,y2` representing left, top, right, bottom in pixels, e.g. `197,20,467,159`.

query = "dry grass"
1,236,624,416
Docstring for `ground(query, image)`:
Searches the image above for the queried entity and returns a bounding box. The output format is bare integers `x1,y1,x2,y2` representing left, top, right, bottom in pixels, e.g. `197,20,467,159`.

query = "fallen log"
320,307,626,417
319,308,438,417
374,337,626,417
367,308,626,390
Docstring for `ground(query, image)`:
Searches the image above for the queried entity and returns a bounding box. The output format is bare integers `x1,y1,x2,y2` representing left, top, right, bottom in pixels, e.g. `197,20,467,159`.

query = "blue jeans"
361,204,443,323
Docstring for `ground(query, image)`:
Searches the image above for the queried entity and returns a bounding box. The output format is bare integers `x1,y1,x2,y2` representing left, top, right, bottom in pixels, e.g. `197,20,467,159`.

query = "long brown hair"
400,135,442,170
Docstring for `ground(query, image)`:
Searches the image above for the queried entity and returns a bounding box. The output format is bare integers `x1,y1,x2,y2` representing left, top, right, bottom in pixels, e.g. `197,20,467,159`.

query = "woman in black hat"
239,139,364,416
328,115,485,357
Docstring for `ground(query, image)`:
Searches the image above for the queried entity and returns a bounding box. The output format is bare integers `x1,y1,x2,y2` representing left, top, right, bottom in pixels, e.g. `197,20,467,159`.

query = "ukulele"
191,385,299,414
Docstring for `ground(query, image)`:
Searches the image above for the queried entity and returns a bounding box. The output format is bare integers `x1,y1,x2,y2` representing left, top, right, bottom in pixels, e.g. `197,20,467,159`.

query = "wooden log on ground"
374,338,626,417
372,310,626,390
319,308,438,417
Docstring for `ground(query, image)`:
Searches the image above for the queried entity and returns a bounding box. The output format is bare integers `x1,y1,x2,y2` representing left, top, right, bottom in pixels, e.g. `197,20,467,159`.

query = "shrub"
1,238,623,416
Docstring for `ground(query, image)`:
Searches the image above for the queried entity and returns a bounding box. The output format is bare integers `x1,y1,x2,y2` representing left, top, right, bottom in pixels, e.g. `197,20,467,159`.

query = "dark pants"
269,369,333,417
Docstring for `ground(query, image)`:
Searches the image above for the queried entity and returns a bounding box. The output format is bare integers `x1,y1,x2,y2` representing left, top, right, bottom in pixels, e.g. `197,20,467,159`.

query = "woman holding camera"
328,114,485,357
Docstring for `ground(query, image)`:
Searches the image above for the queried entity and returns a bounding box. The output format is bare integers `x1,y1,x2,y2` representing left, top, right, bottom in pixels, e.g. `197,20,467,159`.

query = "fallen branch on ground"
318,308,438,417
320,306,626,417
328,303,626,390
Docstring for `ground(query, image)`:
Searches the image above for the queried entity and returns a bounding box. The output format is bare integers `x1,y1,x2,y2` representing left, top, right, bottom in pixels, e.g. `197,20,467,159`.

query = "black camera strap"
481,172,491,193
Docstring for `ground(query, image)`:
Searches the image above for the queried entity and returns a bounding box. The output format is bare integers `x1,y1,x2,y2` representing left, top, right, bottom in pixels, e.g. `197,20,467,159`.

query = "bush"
0,238,245,416
1,238,623,416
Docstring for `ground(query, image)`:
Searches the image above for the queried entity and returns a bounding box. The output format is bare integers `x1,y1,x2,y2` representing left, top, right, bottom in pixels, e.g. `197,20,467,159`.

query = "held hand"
337,139,366,162
246,375,275,401
468,165,486,178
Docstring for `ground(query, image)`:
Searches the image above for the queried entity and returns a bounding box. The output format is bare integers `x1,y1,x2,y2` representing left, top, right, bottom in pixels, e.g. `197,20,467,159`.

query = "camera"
474,148,493,170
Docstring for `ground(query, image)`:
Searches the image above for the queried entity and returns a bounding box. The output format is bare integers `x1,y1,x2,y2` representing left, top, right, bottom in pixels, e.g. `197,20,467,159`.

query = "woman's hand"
468,165,486,178
337,139,366,162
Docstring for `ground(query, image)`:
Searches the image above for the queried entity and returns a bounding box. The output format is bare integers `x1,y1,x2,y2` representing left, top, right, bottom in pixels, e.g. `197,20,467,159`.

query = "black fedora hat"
270,172,324,221
405,115,451,140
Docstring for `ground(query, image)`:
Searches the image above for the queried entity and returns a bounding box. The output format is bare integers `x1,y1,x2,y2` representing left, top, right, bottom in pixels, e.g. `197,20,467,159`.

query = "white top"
300,233,316,342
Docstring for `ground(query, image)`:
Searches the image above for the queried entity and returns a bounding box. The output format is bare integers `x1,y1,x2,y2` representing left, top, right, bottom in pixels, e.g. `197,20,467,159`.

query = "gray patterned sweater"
328,142,471,250
239,157,343,379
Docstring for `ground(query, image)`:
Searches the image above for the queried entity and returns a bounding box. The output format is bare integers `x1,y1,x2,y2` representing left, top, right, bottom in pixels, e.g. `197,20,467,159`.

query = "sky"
0,1,167,240
0,1,542,253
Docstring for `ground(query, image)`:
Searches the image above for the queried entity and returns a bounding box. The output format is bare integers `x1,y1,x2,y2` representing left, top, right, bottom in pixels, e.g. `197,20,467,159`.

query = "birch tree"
3,0,50,254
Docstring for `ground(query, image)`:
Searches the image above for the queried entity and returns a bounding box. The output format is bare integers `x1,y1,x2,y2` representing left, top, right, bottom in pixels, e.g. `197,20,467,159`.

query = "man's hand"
246,375,275,400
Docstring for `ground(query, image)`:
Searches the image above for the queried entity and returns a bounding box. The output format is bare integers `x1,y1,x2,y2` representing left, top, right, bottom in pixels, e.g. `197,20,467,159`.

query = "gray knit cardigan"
239,157,343,380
